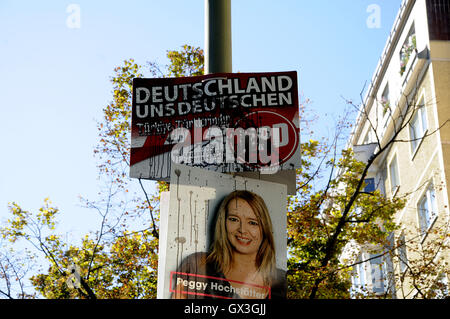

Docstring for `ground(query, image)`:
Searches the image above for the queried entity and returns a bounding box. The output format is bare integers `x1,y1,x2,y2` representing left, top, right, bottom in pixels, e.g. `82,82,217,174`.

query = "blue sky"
0,0,402,239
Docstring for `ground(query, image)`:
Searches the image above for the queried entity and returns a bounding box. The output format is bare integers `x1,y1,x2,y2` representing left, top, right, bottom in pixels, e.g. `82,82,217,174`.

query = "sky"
0,0,403,241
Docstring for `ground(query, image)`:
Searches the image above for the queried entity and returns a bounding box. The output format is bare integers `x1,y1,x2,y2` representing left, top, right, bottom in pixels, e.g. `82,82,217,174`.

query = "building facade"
347,0,449,298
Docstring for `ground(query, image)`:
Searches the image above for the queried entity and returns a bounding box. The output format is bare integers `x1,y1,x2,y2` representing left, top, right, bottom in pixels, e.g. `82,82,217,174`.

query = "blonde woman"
172,190,286,299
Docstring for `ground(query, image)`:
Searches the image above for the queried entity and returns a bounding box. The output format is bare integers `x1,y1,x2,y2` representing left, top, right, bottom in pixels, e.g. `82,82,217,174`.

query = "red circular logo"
229,111,299,169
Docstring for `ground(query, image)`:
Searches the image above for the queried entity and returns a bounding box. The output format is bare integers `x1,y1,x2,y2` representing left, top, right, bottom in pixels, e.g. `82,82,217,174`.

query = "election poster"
130,71,300,181
157,163,287,299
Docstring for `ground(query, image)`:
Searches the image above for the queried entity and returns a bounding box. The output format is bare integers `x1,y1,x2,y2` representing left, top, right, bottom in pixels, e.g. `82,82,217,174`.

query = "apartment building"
347,0,450,298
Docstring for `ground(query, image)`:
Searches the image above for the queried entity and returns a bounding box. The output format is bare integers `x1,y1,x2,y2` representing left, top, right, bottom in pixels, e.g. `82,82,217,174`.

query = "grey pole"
204,0,232,74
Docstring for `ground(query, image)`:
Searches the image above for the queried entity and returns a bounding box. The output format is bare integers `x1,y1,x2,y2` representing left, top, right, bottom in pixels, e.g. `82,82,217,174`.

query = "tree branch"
138,179,159,239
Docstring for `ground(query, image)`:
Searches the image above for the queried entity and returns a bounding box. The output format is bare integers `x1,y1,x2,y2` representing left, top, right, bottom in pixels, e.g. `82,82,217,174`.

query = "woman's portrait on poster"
171,190,286,299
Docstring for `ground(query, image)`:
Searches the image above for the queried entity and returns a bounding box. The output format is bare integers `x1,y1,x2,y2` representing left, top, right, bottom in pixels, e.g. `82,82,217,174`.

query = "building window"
381,84,390,117
380,84,391,131
352,252,394,296
417,184,438,239
363,132,370,144
351,254,368,297
370,254,388,294
364,178,376,193
389,155,400,195
397,233,408,273
363,129,375,145
409,101,428,155
400,24,416,76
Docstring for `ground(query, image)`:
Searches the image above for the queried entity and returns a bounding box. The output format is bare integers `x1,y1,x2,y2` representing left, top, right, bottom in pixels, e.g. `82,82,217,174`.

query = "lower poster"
157,163,287,299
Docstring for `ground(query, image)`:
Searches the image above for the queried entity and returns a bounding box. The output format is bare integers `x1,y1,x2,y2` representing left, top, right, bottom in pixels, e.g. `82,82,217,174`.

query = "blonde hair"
206,190,276,285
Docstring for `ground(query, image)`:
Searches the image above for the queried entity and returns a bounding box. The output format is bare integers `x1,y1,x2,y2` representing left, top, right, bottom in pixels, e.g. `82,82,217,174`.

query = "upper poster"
130,71,300,180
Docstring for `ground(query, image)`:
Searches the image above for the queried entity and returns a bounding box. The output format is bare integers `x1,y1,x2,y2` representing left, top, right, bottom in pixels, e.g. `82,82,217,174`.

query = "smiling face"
225,198,263,256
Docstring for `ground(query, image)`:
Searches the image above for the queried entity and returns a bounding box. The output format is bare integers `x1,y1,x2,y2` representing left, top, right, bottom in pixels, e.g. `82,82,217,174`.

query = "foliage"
1,44,448,300
166,44,204,77
0,45,203,299
391,218,450,299
286,140,405,298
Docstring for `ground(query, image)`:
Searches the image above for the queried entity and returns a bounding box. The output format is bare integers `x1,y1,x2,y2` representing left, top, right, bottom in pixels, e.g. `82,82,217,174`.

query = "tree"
389,208,450,299
1,44,448,299
0,239,36,299
285,80,450,299
286,135,405,299
0,45,203,299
